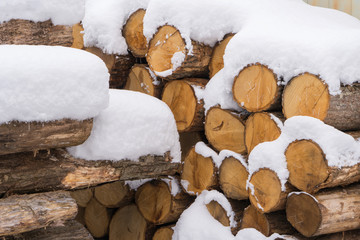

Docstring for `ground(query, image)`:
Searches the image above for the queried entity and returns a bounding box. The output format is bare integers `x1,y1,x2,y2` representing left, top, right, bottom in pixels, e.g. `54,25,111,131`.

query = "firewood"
94,181,134,208
245,112,283,153
70,188,93,207
248,168,294,213
123,9,148,58
233,64,282,112
209,34,234,78
0,19,73,46
286,184,360,237
206,200,230,226
147,25,212,80
109,204,154,240
228,199,250,235
219,157,249,200
285,139,360,193
204,107,247,154
0,119,92,155
179,131,206,161
0,191,77,236
181,147,217,195
282,74,360,131
124,64,163,98
162,78,207,132
135,179,194,224
0,148,180,195
152,225,174,240
84,198,112,238
240,205,295,237
75,207,86,226
71,23,85,49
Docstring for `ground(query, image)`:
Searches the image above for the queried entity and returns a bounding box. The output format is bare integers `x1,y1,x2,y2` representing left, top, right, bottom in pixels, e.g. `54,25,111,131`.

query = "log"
0,191,77,236
228,199,249,235
94,181,134,208
248,168,294,213
75,207,86,226
109,204,155,240
219,157,249,200
0,119,92,155
0,148,181,196
233,64,282,112
152,225,174,240
70,188,93,207
240,205,295,237
204,107,247,154
181,146,217,195
209,34,234,78
147,25,212,80
282,74,360,131
84,198,112,238
245,112,283,153
124,64,163,98
71,23,85,49
179,131,206,161
135,179,194,224
123,9,148,58
162,78,207,132
285,139,360,193
0,19,73,46
286,184,360,237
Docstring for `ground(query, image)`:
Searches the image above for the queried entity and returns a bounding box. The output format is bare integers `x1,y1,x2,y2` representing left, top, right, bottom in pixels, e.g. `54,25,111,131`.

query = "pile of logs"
1,7,360,240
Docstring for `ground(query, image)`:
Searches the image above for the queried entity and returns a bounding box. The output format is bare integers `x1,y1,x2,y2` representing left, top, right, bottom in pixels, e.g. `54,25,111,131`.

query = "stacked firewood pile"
1,7,360,240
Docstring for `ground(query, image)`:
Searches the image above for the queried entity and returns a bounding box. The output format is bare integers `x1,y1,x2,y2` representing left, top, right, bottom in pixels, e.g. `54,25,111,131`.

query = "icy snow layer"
0,45,109,124
247,116,360,191
68,89,181,162
82,0,149,55
0,0,85,25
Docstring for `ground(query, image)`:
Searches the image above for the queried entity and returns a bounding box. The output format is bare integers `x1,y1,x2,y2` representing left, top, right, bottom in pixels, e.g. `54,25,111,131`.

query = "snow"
247,116,360,190
0,0,85,25
82,0,149,55
162,176,181,196
68,89,181,162
288,191,319,203
0,45,109,124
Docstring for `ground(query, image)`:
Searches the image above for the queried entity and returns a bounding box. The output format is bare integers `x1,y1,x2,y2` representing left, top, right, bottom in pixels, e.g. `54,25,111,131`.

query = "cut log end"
152,226,174,240
233,64,279,112
209,34,234,78
219,157,249,200
241,205,271,236
94,181,133,208
123,9,148,57
205,107,246,154
206,200,230,227
84,198,111,238
70,188,93,207
285,140,328,192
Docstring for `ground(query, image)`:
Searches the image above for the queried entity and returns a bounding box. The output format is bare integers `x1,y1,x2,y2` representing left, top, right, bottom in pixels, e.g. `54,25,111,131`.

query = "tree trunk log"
84,198,112,238
0,191,77,236
282,74,360,131
147,25,212,80
285,139,360,193
135,179,194,225
70,188,94,208
0,148,181,196
286,184,360,237
152,225,174,240
94,181,134,208
209,34,234,78
233,64,282,112
205,107,247,154
162,78,207,132
0,119,92,155
0,19,73,46
124,64,163,98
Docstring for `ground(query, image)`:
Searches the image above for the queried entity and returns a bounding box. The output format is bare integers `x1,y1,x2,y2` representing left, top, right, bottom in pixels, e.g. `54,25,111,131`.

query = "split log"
70,188,93,207
209,34,234,78
282,74,360,131
147,25,212,80
0,19,73,46
240,205,295,237
219,157,249,200
286,184,360,237
124,64,163,98
84,198,112,238
181,147,217,195
285,139,360,193
0,191,77,236
204,107,247,154
245,112,283,153
179,131,206,161
0,119,92,155
0,148,181,196
135,179,194,224
248,168,294,213
94,181,134,208
152,225,174,240
162,79,207,132
233,64,281,112
123,9,148,58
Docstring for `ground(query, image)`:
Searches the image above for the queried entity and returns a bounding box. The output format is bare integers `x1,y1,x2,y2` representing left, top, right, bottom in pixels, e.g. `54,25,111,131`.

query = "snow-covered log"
94,180,134,208
209,34,234,78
